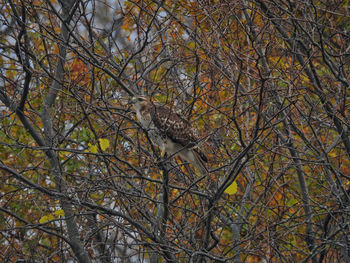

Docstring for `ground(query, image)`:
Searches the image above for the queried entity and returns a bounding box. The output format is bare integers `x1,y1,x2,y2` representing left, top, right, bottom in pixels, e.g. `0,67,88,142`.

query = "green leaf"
224,181,237,195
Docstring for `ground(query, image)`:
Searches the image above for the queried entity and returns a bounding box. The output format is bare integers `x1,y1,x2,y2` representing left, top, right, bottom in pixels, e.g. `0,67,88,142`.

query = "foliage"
1,0,350,262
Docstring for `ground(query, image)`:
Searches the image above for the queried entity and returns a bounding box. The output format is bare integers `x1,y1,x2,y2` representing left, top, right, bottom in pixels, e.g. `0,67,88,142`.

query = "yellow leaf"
39,215,49,224
59,151,69,158
53,209,65,217
225,181,237,195
47,214,55,221
87,143,98,153
99,138,110,151
172,189,179,196
328,150,338,158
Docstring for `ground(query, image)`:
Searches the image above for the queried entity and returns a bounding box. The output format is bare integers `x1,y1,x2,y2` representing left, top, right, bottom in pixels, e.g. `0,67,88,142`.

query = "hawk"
131,95,208,175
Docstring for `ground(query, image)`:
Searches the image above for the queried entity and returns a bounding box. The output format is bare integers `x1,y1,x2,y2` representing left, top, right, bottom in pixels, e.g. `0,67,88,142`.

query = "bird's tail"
179,148,209,176
194,148,208,163
192,150,209,176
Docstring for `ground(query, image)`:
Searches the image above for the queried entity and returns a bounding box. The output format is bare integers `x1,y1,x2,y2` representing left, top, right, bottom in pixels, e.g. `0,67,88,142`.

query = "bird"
131,95,208,175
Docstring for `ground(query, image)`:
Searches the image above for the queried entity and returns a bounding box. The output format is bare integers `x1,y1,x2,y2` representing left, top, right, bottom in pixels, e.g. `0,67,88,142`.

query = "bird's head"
130,95,151,111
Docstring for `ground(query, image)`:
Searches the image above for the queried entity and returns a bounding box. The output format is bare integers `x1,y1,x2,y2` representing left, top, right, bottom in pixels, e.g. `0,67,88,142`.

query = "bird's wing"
151,104,199,148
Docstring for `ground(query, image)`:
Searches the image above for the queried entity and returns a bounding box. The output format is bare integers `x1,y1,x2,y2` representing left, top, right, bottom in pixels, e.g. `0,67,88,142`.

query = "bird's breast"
137,111,152,128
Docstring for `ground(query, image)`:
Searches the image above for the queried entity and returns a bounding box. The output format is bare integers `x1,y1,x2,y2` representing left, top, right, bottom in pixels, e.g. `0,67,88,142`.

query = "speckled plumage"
132,96,208,175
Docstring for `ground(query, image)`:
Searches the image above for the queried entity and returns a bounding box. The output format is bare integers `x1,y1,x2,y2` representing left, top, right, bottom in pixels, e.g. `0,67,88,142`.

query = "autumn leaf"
87,143,98,153
54,209,65,217
59,151,70,158
98,138,110,151
40,211,61,224
224,181,237,195
39,215,49,224
39,214,54,223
